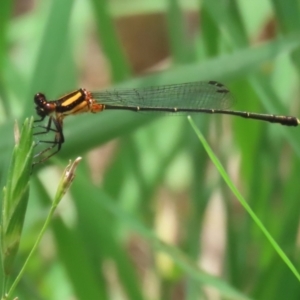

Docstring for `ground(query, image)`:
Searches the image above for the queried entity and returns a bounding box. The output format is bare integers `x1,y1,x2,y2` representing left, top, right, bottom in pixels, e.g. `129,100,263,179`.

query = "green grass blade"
0,0,13,117
90,0,131,82
1,118,34,292
271,0,300,33
187,116,300,282
5,158,81,299
23,0,74,117
271,0,300,80
166,0,194,63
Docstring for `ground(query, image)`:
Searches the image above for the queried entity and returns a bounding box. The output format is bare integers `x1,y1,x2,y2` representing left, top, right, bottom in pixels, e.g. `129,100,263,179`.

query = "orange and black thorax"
34,88,100,120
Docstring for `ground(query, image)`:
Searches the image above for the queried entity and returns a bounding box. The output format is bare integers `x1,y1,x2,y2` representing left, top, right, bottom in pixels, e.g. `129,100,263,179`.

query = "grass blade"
187,116,300,282
1,118,34,293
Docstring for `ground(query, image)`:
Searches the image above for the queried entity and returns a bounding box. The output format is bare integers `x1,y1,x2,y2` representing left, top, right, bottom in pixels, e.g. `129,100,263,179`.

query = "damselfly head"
34,92,57,117
34,93,47,116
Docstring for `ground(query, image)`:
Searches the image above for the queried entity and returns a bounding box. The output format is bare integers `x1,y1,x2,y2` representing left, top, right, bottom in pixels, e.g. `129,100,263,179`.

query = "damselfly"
33,80,299,164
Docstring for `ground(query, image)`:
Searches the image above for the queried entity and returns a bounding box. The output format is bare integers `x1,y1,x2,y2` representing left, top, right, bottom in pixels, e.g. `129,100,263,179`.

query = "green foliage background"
1,0,300,299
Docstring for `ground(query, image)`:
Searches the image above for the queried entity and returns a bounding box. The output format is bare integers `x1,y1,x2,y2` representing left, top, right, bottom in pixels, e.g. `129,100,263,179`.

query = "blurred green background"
1,0,300,299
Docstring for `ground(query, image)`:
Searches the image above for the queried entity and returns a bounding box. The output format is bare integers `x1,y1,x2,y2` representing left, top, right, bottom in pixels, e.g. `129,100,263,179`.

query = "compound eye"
34,93,46,106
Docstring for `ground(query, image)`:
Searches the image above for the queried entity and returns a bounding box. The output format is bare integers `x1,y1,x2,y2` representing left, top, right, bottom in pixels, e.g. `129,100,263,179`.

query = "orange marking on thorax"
83,89,105,113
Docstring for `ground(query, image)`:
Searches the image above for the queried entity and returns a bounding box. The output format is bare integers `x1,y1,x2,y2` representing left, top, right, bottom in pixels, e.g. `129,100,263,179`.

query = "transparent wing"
91,81,234,110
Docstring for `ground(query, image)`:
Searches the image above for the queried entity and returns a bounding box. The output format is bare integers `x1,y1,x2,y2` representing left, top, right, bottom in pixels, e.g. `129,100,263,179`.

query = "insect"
33,80,299,164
